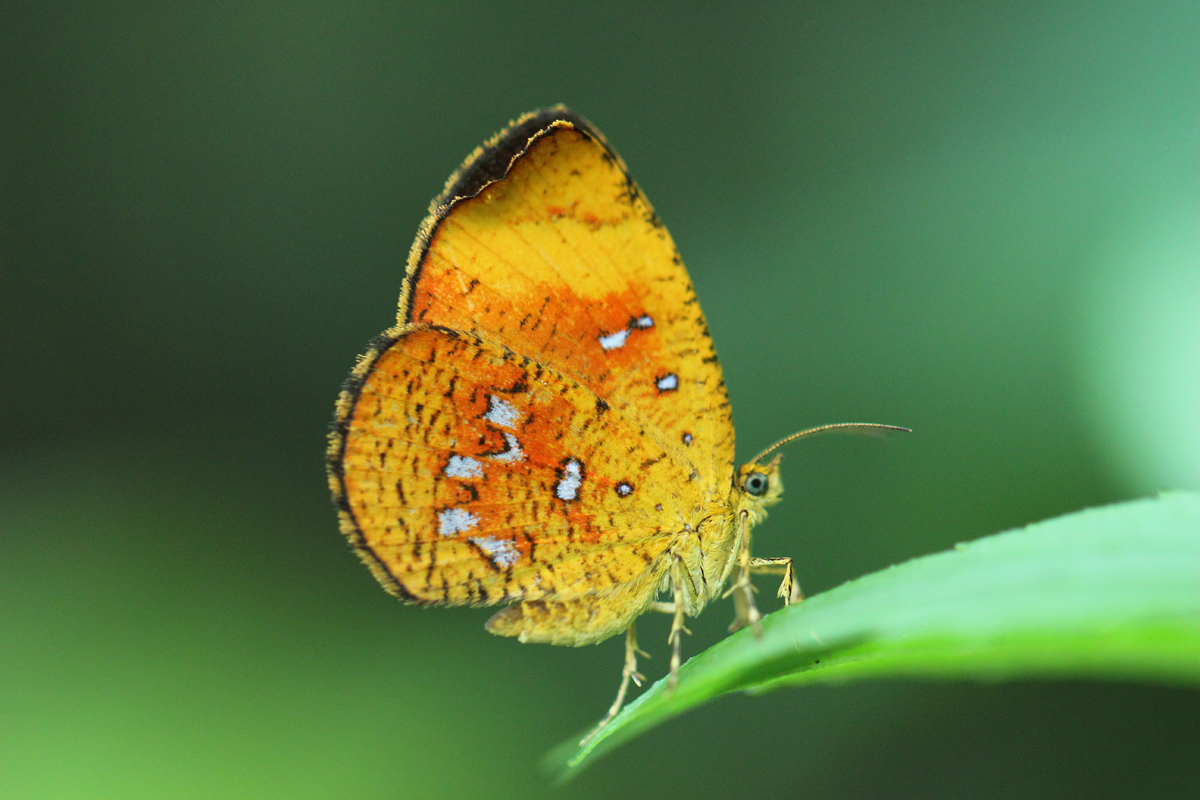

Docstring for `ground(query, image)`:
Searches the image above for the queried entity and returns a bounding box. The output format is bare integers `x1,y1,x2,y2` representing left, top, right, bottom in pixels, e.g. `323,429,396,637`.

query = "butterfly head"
732,423,911,521
734,454,785,517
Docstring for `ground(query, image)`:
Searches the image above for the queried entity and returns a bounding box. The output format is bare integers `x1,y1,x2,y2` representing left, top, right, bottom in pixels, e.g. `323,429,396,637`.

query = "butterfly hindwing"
331,325,700,624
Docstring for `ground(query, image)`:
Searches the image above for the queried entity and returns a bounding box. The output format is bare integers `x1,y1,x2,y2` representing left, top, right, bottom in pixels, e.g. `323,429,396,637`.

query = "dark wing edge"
437,106,604,208
397,106,631,326
325,329,421,602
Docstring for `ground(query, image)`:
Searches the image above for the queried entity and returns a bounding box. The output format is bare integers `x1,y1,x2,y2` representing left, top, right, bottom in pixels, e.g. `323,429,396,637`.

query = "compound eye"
744,471,769,497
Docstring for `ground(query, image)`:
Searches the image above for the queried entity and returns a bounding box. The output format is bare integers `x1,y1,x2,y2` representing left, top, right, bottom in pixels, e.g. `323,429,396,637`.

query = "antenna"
750,423,911,465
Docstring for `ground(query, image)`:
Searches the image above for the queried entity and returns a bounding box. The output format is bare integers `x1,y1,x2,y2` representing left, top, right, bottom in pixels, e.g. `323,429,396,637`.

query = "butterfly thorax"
670,457,785,617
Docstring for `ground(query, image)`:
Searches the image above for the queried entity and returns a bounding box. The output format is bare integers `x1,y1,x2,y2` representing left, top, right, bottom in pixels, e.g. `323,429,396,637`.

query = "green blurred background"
3,3,1198,797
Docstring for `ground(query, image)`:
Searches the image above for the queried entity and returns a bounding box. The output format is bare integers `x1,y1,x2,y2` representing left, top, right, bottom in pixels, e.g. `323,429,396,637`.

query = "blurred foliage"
2,2,1198,798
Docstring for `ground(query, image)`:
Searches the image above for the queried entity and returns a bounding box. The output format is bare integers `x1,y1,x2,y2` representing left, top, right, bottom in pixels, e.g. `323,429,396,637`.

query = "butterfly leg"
749,557,804,605
580,623,647,746
667,556,691,691
724,510,764,636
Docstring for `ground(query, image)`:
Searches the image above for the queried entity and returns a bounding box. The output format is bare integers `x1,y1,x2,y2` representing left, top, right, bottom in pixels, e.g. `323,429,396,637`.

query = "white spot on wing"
489,432,525,463
555,458,583,500
484,395,520,429
635,315,654,328
444,455,483,479
656,373,678,391
471,536,520,568
598,328,630,350
437,507,479,537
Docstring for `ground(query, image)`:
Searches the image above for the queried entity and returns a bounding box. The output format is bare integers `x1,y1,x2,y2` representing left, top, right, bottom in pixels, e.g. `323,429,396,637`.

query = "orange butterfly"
327,107,905,739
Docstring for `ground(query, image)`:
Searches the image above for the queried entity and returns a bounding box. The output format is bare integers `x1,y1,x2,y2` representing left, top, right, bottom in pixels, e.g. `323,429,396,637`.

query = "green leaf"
548,492,1200,779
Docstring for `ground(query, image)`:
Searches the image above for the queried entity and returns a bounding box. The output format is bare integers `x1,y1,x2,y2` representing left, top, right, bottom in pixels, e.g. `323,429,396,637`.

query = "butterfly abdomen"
485,558,670,646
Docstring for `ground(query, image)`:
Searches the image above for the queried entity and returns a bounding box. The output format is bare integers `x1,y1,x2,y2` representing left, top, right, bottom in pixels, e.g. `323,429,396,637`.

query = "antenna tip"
750,423,910,464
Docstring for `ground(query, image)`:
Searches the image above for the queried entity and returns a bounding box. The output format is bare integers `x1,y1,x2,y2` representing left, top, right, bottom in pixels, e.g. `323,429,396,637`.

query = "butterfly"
326,106,906,740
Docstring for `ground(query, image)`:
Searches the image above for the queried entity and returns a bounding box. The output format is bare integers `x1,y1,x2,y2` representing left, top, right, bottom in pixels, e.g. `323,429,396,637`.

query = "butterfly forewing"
401,112,735,494
334,325,700,612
